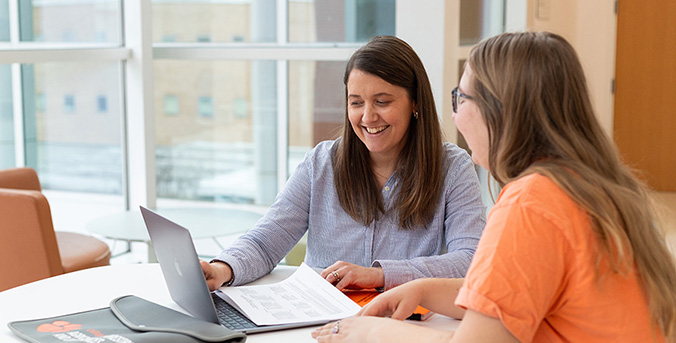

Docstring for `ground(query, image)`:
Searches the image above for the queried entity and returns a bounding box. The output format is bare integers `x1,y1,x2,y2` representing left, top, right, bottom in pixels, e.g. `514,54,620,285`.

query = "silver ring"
332,321,340,334
331,270,340,281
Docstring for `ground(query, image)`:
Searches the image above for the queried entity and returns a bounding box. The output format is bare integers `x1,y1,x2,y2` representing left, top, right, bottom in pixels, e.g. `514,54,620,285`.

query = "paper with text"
216,263,362,326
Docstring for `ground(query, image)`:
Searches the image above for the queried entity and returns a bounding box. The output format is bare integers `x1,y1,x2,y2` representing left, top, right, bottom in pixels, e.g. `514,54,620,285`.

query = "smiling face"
453,66,490,169
346,69,415,163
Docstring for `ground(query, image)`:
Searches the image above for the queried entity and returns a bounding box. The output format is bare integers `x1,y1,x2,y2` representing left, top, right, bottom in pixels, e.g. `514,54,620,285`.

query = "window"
2,0,511,216
154,60,276,204
20,0,121,44
2,2,125,201
288,0,396,43
0,65,14,169
164,95,179,115
97,95,108,113
161,35,177,42
31,62,123,194
0,0,8,42
198,96,214,118
152,0,276,43
63,94,76,113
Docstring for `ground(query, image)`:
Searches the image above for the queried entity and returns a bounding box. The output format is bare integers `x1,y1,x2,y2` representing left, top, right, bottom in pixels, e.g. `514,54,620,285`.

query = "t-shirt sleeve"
455,200,570,343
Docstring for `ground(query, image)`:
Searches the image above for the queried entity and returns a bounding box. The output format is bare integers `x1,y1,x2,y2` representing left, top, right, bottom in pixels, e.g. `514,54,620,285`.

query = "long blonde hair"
469,31,676,341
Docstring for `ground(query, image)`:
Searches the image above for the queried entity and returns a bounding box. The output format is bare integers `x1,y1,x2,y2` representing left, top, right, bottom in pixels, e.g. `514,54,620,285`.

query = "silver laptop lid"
139,206,220,324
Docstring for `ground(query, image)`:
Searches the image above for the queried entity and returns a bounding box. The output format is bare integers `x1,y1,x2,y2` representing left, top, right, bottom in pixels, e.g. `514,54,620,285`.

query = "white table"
86,207,262,262
0,264,460,343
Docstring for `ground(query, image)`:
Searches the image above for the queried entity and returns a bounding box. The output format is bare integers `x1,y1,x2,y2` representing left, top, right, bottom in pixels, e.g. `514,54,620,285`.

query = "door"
614,0,676,191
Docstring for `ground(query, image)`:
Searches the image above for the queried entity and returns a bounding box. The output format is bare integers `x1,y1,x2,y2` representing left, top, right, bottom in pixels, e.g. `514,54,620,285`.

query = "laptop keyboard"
211,293,259,330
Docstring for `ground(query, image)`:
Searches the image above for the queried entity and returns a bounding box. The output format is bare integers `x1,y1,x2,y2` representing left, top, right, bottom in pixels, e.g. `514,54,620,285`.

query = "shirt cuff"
211,254,245,287
371,260,414,291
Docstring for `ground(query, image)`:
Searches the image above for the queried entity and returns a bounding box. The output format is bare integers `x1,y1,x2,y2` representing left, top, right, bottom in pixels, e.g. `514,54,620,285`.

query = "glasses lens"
451,87,458,113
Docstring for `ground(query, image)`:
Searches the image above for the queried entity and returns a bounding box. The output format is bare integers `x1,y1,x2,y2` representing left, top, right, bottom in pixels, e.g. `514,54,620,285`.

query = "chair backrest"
0,167,42,191
0,188,64,292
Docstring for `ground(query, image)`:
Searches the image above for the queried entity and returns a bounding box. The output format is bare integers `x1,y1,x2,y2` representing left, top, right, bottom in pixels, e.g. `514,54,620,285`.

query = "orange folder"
343,289,433,320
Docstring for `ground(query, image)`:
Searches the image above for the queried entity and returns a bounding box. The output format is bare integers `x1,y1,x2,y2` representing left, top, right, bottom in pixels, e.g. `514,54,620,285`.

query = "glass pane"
0,0,9,41
460,0,505,46
289,0,395,43
288,61,344,175
19,0,121,44
154,60,278,206
0,64,13,168
152,0,277,43
24,62,123,194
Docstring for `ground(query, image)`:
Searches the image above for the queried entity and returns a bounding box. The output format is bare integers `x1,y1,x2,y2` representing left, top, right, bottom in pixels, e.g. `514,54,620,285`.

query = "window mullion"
0,48,131,64
276,60,288,193
11,63,24,167
276,0,288,191
8,0,19,43
8,0,23,166
123,0,156,210
277,0,287,45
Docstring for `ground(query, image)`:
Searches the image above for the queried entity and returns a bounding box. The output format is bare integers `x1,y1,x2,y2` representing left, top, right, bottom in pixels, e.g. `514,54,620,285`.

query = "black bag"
8,295,247,343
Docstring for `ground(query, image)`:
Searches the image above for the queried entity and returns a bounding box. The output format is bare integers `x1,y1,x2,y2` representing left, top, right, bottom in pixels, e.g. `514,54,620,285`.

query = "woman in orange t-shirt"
312,31,676,343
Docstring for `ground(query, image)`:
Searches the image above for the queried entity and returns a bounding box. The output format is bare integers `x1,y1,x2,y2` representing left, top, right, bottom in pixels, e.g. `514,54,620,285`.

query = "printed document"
216,263,362,326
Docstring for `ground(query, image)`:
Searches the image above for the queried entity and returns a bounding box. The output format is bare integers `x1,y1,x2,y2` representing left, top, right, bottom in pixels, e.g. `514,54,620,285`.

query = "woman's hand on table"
320,261,385,290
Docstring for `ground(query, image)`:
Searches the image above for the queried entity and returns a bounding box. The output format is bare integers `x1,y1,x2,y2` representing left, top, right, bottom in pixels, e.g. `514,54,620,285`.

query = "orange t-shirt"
455,174,663,343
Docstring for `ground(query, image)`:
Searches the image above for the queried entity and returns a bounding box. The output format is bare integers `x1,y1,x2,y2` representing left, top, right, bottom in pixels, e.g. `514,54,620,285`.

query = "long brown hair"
468,31,676,341
333,35,443,229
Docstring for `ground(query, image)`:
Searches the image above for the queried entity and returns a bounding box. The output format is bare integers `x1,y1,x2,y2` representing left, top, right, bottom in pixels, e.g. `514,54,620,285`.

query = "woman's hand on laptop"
200,260,233,291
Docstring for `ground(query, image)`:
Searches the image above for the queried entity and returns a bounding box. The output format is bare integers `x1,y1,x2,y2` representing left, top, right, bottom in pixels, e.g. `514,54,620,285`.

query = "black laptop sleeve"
8,295,247,343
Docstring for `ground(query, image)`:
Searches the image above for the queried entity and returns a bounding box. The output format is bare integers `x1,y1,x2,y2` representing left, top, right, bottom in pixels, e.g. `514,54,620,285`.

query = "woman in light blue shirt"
201,36,486,291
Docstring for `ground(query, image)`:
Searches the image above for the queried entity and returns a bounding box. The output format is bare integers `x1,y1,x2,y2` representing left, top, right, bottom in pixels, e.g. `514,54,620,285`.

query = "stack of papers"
216,263,362,326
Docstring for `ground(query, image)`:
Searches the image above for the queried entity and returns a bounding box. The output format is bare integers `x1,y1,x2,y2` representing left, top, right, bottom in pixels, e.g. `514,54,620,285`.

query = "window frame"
1,0,523,212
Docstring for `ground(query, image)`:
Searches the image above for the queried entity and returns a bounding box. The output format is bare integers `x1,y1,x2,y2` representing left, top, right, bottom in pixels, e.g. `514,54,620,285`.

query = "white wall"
396,0,455,141
527,0,617,135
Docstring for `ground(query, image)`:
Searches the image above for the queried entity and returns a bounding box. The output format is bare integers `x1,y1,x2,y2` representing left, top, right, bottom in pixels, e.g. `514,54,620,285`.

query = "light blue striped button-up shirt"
216,139,486,289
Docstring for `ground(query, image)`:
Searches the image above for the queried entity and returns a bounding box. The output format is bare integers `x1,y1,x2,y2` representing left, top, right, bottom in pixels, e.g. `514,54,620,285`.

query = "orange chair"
0,167,111,292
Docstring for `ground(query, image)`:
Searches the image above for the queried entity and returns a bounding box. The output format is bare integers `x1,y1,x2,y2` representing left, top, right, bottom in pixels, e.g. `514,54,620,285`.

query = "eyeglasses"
451,87,473,113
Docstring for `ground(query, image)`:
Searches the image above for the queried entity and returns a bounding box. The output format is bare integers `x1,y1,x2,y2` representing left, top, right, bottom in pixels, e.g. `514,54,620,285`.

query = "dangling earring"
413,111,419,120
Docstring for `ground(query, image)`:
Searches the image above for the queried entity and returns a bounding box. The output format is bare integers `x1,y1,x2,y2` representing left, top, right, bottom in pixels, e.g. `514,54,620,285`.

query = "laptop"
139,206,330,333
